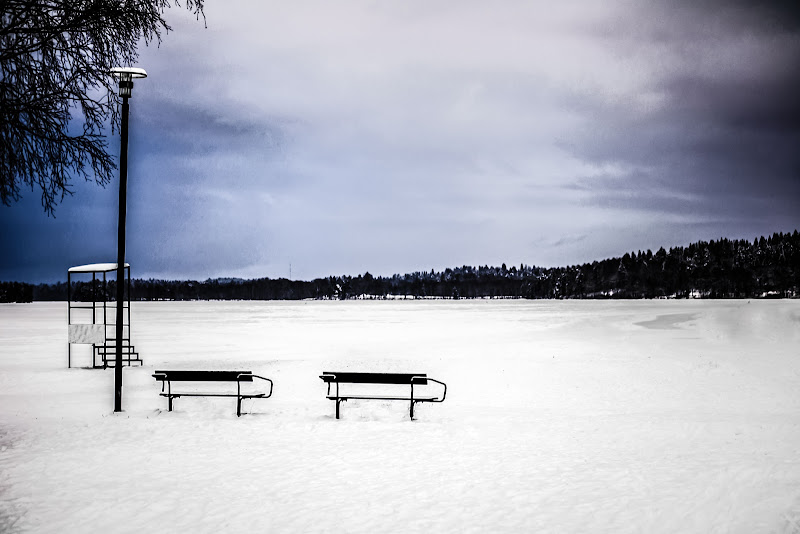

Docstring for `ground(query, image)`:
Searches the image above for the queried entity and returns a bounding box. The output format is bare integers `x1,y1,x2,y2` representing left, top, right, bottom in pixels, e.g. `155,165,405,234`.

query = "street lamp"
110,67,147,412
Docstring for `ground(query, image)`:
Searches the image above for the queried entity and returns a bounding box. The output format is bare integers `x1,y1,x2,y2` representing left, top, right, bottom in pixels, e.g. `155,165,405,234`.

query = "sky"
2,0,799,283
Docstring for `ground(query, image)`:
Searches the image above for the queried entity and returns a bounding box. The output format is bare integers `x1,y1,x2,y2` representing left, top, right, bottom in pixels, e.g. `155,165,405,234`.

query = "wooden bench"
319,372,446,420
152,370,273,416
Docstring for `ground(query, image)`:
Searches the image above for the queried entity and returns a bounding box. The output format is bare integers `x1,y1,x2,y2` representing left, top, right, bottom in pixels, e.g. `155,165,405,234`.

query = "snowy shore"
1,300,799,533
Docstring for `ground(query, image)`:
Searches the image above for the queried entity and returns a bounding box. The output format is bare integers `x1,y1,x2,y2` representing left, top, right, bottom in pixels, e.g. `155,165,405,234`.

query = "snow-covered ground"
1,299,799,533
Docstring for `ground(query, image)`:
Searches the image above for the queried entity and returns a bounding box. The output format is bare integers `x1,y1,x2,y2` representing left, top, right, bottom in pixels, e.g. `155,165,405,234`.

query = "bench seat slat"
154,370,253,382
320,372,427,385
160,393,266,398
327,395,437,401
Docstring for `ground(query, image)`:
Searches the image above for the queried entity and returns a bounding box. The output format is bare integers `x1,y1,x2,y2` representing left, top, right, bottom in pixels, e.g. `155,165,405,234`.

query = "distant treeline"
0,281,34,303
2,231,798,303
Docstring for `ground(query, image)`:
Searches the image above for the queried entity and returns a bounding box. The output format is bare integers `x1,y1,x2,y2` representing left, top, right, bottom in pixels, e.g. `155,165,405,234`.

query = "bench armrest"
411,376,447,403
248,374,274,398
319,374,338,396
152,373,169,393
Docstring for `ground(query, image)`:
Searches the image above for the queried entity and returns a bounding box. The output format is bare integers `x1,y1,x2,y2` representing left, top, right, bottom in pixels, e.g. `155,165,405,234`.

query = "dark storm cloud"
561,0,800,236
133,97,288,158
667,70,800,137
710,0,800,31
0,181,117,282
119,95,296,280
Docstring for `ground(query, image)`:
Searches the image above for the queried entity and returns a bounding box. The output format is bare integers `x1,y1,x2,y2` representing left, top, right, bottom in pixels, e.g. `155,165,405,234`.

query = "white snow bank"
67,263,129,273
1,300,799,533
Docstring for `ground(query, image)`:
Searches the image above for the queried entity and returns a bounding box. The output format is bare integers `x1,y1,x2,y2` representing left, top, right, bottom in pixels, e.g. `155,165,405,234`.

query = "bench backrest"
153,370,253,382
320,372,427,385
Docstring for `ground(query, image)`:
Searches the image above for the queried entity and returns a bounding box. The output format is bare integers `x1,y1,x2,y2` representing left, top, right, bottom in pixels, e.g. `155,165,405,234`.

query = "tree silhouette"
14,231,800,301
0,0,204,214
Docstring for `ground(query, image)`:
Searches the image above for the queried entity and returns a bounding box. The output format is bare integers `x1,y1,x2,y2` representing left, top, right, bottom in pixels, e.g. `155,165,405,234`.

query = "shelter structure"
67,263,141,369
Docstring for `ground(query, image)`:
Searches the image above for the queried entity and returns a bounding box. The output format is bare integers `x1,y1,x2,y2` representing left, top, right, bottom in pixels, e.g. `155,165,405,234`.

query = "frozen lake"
1,299,799,532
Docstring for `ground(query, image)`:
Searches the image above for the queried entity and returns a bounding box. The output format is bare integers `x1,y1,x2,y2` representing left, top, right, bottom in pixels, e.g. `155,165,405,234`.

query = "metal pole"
67,271,72,368
114,95,129,412
127,265,131,348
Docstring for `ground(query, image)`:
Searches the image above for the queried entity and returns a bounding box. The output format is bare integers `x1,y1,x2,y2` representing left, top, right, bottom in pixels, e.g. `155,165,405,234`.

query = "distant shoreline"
2,230,798,302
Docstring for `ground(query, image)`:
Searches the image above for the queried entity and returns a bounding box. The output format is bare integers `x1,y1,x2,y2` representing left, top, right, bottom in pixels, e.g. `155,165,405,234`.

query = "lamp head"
110,67,147,98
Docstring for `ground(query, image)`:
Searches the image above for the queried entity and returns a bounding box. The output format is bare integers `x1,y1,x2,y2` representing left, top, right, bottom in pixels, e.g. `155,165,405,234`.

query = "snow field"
1,300,799,533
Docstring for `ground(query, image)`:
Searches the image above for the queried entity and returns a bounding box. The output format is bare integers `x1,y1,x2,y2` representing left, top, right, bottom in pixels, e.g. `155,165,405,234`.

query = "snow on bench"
319,372,447,420
152,370,273,417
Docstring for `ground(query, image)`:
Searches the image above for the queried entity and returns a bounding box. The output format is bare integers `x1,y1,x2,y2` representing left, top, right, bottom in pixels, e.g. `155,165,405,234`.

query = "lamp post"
110,67,147,412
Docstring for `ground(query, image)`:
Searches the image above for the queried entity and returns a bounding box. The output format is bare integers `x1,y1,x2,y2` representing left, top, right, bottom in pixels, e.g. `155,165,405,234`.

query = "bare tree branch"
0,0,205,215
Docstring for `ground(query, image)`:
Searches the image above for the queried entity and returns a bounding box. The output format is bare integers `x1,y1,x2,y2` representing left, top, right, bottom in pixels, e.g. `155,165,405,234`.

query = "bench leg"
237,397,242,417
410,400,414,421
335,399,340,419
168,396,173,412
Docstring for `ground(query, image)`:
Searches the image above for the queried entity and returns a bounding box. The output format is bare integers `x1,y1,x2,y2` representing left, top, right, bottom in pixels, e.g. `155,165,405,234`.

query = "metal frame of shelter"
67,263,142,369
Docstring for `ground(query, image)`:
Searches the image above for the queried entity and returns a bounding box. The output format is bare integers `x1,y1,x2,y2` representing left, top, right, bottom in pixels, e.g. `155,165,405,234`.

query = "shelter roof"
68,263,130,273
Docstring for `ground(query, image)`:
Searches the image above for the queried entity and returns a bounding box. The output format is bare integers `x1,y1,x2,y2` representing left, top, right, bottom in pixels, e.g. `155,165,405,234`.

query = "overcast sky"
2,0,799,283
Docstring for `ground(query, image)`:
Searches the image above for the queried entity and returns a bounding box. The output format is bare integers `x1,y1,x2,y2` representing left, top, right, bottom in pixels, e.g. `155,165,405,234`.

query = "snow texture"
67,263,129,273
1,300,799,533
